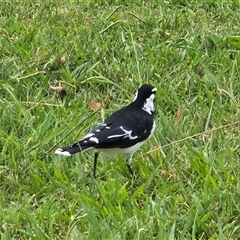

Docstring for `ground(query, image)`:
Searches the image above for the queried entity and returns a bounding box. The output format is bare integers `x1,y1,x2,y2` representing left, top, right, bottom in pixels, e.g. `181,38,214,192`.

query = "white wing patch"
83,123,107,140
89,137,99,144
120,126,138,140
84,132,95,139
132,91,138,102
107,126,138,140
107,134,125,139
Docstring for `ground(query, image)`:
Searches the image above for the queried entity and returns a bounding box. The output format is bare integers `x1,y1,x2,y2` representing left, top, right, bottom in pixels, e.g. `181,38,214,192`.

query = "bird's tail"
55,141,92,156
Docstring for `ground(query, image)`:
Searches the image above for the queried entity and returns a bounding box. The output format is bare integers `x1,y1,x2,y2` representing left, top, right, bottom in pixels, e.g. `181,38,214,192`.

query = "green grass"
1,0,240,239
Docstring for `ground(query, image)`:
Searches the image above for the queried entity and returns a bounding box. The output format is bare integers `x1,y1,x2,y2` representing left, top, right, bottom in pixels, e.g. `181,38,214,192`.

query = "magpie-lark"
55,84,157,178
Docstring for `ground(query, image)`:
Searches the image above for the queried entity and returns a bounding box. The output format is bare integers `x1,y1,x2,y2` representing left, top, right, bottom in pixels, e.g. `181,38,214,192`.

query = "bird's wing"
81,110,154,149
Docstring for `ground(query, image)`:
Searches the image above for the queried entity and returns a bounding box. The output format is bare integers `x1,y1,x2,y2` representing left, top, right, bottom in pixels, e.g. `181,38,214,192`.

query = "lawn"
1,1,240,239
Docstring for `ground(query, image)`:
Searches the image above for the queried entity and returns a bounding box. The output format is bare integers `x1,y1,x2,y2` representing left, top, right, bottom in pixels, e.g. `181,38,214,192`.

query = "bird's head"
132,84,157,115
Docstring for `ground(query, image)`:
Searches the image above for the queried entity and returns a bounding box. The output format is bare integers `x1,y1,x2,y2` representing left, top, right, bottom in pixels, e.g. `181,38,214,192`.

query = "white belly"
97,140,146,157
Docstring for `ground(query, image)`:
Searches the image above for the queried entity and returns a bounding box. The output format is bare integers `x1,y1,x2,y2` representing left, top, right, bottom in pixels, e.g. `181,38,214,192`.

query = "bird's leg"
126,155,134,178
93,151,99,178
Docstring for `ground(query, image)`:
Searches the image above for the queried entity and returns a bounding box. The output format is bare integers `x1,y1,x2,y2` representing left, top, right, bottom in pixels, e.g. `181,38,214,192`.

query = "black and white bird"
55,84,157,178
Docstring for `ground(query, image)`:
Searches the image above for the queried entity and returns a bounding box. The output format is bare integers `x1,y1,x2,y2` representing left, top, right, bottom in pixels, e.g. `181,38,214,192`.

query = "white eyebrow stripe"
152,87,157,92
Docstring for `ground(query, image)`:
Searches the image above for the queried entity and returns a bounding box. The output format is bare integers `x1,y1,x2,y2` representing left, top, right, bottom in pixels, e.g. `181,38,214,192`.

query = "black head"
132,84,157,114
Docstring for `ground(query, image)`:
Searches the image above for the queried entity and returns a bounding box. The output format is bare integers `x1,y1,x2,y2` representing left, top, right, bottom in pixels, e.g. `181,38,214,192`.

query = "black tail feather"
55,141,93,156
